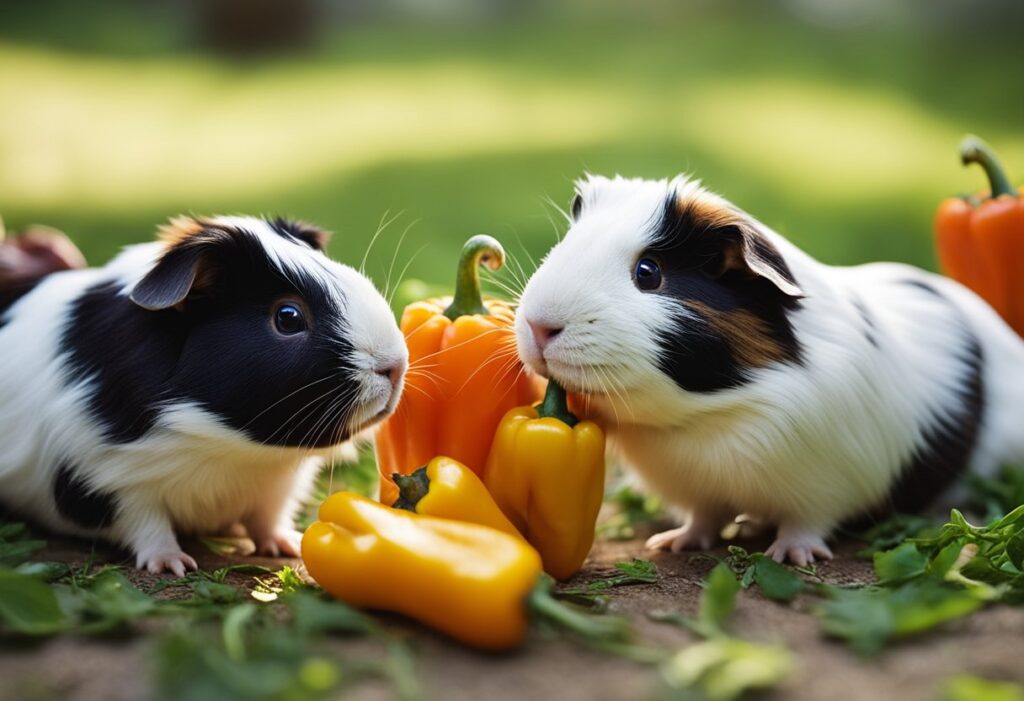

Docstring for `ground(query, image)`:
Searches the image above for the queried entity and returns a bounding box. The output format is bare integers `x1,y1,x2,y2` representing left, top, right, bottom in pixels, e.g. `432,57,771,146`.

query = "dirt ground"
2,530,1023,701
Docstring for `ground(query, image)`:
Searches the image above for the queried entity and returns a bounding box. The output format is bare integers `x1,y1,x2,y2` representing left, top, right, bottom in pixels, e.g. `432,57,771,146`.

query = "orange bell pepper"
375,235,542,505
935,135,1024,337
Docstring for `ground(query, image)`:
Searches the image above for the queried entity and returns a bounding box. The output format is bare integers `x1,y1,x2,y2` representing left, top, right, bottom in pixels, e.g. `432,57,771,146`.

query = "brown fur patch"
686,299,797,368
157,216,207,248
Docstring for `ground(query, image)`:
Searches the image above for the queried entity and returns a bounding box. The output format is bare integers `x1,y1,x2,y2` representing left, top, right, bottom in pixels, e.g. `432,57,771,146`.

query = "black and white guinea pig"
0,216,407,575
517,175,1024,565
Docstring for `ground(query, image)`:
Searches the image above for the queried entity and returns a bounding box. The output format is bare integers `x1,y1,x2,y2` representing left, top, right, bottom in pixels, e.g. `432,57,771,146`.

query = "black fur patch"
647,194,802,393
53,462,118,529
62,225,357,447
268,217,330,251
0,278,44,320
852,296,879,348
885,335,984,513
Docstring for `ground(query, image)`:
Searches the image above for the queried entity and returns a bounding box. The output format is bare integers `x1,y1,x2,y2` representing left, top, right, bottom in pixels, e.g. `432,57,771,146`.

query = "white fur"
0,217,407,573
518,175,1024,564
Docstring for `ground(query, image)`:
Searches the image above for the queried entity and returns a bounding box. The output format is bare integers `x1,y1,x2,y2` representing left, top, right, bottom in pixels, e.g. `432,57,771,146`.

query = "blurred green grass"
0,5,1021,303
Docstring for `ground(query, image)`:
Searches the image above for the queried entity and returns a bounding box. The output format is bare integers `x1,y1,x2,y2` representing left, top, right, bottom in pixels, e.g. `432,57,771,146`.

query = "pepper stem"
442,235,505,320
960,135,1017,199
528,575,630,642
536,379,579,427
392,467,429,512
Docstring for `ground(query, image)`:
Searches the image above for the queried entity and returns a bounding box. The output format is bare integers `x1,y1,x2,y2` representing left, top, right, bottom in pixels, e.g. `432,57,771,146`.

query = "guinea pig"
0,216,407,575
516,174,1024,565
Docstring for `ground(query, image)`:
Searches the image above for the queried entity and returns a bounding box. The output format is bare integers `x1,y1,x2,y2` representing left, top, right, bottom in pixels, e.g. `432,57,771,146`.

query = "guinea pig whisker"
264,383,343,449
304,390,353,452
405,370,445,393
480,271,523,302
236,375,340,434
399,381,433,401
596,362,635,423
359,209,403,276
512,231,539,279
386,241,429,308
299,387,351,451
382,219,417,305
407,327,512,365
539,194,570,240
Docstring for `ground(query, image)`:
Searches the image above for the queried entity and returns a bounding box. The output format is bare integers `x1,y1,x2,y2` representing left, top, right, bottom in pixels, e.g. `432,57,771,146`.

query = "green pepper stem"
442,235,505,320
536,379,579,427
528,576,630,642
960,135,1016,199
392,467,430,512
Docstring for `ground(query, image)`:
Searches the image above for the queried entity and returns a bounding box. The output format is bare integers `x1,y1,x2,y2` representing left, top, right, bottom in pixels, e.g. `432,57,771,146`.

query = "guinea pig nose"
375,361,406,388
528,320,563,350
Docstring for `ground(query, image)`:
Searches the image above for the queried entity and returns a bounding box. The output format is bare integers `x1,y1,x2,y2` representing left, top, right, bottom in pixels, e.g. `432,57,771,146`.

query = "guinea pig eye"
633,258,662,291
273,303,306,335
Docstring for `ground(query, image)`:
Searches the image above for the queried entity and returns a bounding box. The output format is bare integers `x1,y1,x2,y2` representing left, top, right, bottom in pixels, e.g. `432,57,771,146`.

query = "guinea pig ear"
129,221,233,311
700,222,804,299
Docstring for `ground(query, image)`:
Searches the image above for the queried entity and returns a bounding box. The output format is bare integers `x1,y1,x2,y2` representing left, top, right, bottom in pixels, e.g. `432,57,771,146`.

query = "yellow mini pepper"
485,379,606,581
302,491,540,650
302,491,626,650
392,455,521,538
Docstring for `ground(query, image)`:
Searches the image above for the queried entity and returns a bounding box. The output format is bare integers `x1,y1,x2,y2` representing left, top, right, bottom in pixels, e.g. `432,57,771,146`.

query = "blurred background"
1,0,1022,303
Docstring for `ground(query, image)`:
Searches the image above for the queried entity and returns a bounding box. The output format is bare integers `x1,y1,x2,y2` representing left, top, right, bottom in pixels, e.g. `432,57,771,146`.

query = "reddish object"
935,136,1024,337
0,223,86,310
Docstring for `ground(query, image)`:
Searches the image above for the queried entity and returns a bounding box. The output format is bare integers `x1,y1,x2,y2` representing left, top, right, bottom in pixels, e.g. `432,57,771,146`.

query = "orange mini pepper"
302,491,626,650
485,379,606,581
935,135,1024,337
375,235,541,505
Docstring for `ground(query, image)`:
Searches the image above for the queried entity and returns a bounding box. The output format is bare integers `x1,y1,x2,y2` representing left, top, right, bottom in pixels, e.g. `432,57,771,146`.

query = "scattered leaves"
944,675,1024,701
661,638,793,701
652,559,793,700
0,568,68,634
597,484,664,541
727,547,805,603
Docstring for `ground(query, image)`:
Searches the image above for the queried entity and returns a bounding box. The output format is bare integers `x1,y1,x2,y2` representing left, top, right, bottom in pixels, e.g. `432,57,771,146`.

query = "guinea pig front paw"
138,550,199,577
645,524,718,553
253,529,302,558
765,528,833,567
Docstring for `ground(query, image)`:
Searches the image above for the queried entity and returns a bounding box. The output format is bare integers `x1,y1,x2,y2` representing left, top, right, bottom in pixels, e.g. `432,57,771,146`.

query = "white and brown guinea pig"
517,175,1024,565
0,216,407,575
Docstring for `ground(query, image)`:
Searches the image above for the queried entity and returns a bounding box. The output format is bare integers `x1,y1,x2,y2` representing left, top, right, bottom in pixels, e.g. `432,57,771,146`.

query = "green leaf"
928,541,966,578
750,555,804,602
698,562,740,634
874,542,928,584
586,559,658,591
222,603,258,661
0,568,68,634
818,586,894,656
14,561,70,582
190,579,243,604
86,570,157,620
855,513,935,556
819,580,982,656
0,539,47,567
944,674,1024,701
739,565,756,590
661,638,793,701
1005,534,1024,572
286,590,374,636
